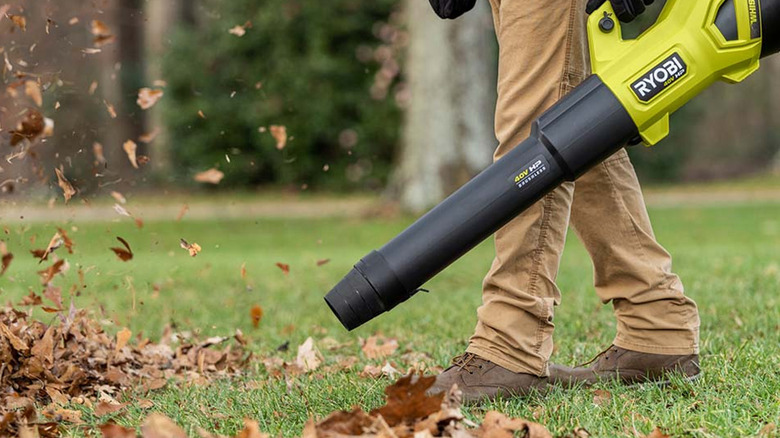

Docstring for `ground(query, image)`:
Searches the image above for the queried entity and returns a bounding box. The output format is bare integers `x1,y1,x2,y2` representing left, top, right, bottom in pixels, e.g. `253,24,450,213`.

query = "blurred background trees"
1,0,779,209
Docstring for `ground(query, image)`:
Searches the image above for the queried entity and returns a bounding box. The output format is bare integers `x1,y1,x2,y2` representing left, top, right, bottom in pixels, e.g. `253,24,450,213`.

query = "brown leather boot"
426,353,549,404
549,345,701,387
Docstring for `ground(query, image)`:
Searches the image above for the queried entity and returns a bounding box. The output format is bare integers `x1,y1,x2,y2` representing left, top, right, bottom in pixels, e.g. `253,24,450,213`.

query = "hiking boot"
549,345,700,387
426,353,549,404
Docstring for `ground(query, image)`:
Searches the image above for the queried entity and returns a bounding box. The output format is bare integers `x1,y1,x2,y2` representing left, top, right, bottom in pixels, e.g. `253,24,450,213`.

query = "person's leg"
549,151,701,385
464,0,590,377
570,152,700,356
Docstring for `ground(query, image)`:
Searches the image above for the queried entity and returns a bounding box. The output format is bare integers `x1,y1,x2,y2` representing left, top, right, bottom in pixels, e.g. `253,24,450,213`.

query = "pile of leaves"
101,375,553,438
0,304,251,436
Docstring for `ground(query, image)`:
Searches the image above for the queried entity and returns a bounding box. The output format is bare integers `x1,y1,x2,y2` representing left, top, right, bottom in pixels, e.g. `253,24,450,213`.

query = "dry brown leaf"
30,326,55,364
114,204,132,217
110,237,133,262
644,428,671,438
38,259,65,284
0,321,29,351
37,231,64,262
592,389,611,406
316,259,331,267
123,140,139,169
43,285,63,310
1,241,13,276
275,262,290,276
43,408,83,424
54,169,75,203
25,80,42,107
361,335,399,359
250,305,263,328
180,239,202,257
139,128,160,144
229,25,247,37
198,110,206,119
137,88,163,110
270,125,287,150
11,108,45,146
105,101,117,118
141,413,187,438
240,262,247,280
111,191,127,204
94,142,107,165
295,337,322,372
94,402,127,417
91,21,116,47
99,422,136,438
194,168,225,184
370,374,443,426
116,328,132,352
9,14,26,31
57,227,74,254
477,411,552,438
176,204,189,221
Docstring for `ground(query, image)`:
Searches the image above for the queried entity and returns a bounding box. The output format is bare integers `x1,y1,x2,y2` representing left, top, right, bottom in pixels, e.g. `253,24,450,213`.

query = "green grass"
1,201,779,437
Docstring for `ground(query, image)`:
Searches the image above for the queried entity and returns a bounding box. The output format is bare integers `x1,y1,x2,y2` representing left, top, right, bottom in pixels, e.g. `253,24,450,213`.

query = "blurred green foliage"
163,0,400,190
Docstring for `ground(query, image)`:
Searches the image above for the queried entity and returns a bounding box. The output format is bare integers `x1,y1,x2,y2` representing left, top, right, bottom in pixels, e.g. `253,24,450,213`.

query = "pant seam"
601,161,650,264
531,194,554,355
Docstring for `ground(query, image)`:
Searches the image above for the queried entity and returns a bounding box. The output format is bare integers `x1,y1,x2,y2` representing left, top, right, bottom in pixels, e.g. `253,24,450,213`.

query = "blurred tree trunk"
389,0,496,212
144,0,191,173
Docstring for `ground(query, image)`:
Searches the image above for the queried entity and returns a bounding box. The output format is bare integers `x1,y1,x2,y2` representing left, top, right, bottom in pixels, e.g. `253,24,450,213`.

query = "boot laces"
576,345,618,368
451,353,482,374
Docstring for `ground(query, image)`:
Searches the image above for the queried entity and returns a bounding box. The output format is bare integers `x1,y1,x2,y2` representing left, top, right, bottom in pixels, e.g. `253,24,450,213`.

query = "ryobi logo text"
631,53,688,103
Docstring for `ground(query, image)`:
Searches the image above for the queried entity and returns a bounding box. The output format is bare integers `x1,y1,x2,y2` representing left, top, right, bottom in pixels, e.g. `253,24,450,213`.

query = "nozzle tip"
324,268,385,331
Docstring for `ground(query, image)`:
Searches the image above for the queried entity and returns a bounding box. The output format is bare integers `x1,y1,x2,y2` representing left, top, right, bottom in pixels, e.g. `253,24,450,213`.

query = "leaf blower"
325,0,780,330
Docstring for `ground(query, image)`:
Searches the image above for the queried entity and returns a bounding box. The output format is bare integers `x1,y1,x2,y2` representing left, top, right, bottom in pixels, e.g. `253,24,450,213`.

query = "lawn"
1,199,779,437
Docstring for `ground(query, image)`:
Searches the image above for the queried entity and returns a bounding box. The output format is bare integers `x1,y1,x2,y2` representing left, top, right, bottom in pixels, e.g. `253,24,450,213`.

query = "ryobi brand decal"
631,53,688,102
509,155,549,191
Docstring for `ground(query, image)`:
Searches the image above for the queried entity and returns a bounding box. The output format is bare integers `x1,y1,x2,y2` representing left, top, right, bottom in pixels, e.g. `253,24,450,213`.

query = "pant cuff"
465,344,548,377
613,335,699,356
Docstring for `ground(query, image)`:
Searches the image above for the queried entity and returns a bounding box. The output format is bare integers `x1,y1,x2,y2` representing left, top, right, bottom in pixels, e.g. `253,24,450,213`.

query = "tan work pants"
466,0,700,376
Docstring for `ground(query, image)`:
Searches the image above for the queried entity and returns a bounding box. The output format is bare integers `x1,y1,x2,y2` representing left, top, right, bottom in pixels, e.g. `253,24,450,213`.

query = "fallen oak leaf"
110,237,133,261
99,422,135,438
25,80,42,107
644,427,671,438
38,259,65,284
115,328,132,352
194,168,224,184
179,239,201,257
137,88,163,110
295,337,323,372
54,169,76,203
57,227,74,254
250,304,263,328
10,108,45,146
275,262,290,276
0,321,29,352
269,125,287,150
90,20,116,47
141,413,187,438
0,241,12,276
361,335,399,359
123,140,139,169
36,231,64,262
228,25,247,37
369,374,443,426
477,411,552,438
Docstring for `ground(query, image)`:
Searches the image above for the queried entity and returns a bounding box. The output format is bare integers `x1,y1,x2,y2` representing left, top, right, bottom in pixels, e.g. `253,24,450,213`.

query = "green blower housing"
325,0,780,331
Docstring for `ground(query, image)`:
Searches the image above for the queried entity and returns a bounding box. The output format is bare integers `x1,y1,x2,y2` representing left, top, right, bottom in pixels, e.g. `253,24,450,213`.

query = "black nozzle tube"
325,76,639,330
